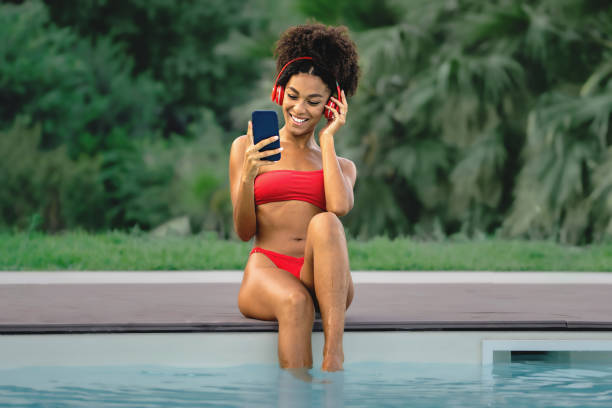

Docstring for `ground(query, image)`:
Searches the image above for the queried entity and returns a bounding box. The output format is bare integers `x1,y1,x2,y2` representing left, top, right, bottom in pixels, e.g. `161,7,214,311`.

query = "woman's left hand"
320,89,348,140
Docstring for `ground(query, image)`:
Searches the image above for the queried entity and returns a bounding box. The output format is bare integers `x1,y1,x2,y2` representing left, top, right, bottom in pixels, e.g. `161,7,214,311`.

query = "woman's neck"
280,126,317,149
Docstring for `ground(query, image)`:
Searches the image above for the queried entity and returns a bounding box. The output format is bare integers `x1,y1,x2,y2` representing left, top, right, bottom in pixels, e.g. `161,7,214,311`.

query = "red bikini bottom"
250,247,304,279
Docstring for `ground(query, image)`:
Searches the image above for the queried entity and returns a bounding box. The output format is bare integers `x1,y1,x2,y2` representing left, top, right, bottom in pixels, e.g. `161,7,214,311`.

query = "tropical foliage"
40,0,266,133
0,119,105,231
0,0,248,233
0,1,162,156
1,0,611,245
333,0,612,244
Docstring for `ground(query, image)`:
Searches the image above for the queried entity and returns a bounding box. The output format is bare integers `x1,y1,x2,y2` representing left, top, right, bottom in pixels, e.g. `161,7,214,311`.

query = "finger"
260,159,278,165
254,135,280,150
339,90,347,108
259,157,280,166
247,121,254,145
329,97,348,114
324,104,340,118
330,96,344,104
256,147,283,159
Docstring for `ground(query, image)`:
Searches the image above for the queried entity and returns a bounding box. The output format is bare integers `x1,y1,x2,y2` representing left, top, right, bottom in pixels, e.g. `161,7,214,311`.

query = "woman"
229,23,360,372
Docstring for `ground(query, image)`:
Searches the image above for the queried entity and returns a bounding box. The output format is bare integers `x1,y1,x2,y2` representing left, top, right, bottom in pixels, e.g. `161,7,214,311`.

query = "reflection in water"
278,368,311,408
277,368,344,408
0,362,612,407
321,371,344,408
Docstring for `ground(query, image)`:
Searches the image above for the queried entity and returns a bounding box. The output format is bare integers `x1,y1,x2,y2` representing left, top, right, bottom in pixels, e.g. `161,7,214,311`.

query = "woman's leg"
238,253,315,369
299,212,354,372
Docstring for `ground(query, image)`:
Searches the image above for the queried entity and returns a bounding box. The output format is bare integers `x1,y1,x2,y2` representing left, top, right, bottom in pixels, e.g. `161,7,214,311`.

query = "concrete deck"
1,272,612,334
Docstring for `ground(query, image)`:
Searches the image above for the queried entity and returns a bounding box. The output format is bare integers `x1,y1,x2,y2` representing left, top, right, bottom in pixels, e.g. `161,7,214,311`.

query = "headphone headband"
273,57,314,88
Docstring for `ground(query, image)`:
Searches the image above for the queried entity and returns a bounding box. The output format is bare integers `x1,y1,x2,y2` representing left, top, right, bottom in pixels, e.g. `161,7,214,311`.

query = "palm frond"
527,89,612,151
455,3,528,53
356,23,430,80
580,59,612,97
345,175,410,238
589,147,612,241
450,131,507,212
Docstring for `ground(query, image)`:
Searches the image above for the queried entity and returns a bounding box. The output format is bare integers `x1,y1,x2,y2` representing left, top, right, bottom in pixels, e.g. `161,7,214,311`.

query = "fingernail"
275,136,279,140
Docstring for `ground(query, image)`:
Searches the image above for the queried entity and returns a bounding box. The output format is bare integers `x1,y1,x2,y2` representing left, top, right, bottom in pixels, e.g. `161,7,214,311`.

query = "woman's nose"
292,99,307,113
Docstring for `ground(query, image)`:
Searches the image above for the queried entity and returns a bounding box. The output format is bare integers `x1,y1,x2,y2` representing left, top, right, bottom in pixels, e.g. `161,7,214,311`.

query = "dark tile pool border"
2,320,612,334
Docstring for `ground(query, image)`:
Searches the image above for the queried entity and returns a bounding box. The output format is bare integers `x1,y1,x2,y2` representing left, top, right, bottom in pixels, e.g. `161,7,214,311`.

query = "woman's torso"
253,142,325,258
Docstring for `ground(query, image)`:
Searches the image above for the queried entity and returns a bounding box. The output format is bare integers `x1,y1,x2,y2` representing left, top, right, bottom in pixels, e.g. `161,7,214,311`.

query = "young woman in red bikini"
229,23,360,372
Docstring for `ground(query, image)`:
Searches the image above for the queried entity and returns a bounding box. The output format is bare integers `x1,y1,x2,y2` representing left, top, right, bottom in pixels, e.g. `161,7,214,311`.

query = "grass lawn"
0,231,611,271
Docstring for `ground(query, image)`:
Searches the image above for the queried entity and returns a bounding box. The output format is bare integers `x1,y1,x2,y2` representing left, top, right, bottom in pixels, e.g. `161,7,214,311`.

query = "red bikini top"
254,169,326,210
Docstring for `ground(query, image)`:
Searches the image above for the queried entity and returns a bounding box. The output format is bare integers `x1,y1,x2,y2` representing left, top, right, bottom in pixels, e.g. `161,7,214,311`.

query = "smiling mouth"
289,113,309,125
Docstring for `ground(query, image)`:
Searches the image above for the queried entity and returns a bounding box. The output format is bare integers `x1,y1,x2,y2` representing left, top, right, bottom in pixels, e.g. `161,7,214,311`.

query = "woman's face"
282,73,331,136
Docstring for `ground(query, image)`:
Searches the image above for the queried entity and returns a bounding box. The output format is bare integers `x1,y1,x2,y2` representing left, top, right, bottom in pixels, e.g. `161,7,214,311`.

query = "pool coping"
3,271,612,284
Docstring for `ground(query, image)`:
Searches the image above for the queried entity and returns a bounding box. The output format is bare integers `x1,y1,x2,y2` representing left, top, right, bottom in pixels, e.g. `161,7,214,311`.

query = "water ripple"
0,362,611,407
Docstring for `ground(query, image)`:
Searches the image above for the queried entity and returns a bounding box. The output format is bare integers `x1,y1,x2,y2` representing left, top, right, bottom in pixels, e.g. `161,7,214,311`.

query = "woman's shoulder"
231,134,248,149
230,134,248,157
338,156,356,171
338,156,357,186
229,134,249,173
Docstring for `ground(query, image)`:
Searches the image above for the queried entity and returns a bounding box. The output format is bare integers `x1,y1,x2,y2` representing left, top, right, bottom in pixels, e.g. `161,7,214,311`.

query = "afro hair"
274,23,360,97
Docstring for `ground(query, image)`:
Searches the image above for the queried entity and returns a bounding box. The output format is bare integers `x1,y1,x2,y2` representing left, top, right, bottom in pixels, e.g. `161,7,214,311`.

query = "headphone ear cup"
271,85,284,106
325,100,336,120
277,86,284,105
270,86,277,103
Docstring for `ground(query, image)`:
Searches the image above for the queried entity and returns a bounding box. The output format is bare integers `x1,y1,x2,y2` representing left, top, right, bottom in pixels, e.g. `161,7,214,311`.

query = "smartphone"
252,110,281,161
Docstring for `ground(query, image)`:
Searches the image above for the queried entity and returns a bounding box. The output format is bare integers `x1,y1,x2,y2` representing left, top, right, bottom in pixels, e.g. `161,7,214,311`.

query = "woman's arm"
229,135,256,241
319,90,357,217
319,136,356,216
229,122,282,241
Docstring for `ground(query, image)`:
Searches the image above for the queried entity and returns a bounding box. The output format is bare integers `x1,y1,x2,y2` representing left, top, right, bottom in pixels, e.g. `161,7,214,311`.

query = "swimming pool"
2,272,612,406
1,361,612,407
2,333,612,407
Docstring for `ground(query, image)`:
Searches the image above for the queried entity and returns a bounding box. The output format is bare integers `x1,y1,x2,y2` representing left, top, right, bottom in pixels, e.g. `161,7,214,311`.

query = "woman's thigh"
238,252,314,321
299,212,354,309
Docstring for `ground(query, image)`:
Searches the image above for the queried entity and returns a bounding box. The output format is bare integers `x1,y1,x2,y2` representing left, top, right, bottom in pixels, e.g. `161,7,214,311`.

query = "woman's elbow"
326,202,352,217
238,234,253,242
235,229,253,241
233,220,255,241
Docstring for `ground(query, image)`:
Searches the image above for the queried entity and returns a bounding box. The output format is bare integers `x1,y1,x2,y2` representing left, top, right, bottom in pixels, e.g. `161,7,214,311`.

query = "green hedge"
0,1,232,234
0,1,163,157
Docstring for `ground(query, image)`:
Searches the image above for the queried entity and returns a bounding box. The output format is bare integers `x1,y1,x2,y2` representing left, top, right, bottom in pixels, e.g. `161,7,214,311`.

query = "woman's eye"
307,101,321,106
287,94,298,100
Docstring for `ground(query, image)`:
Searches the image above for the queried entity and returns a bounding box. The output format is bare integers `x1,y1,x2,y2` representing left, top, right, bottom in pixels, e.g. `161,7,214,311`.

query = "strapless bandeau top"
254,169,326,210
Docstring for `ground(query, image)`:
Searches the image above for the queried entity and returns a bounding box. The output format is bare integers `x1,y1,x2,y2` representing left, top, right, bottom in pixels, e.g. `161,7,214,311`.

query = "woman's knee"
277,289,315,323
307,212,344,242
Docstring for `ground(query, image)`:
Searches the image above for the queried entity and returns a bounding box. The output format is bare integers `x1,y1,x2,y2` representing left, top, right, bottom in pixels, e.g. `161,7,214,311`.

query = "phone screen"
252,110,281,161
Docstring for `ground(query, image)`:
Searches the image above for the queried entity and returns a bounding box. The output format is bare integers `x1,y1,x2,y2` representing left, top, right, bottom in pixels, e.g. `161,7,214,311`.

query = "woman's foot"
286,367,315,382
322,351,344,372
285,367,332,384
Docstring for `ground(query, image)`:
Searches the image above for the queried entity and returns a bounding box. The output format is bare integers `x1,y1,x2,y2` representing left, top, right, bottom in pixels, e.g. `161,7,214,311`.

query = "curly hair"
274,23,360,97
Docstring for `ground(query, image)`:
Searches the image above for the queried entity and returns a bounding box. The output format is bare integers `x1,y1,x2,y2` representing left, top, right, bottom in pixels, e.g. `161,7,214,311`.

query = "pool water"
1,362,612,407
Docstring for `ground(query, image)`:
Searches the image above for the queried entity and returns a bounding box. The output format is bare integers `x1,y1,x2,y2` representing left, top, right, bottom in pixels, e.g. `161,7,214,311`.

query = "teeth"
291,114,307,124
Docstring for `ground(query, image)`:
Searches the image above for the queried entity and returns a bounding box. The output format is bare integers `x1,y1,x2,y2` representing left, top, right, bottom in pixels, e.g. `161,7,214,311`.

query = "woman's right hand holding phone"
242,120,282,181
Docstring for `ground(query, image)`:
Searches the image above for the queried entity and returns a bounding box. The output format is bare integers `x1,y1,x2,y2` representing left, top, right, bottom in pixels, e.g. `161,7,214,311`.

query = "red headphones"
270,56,342,121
